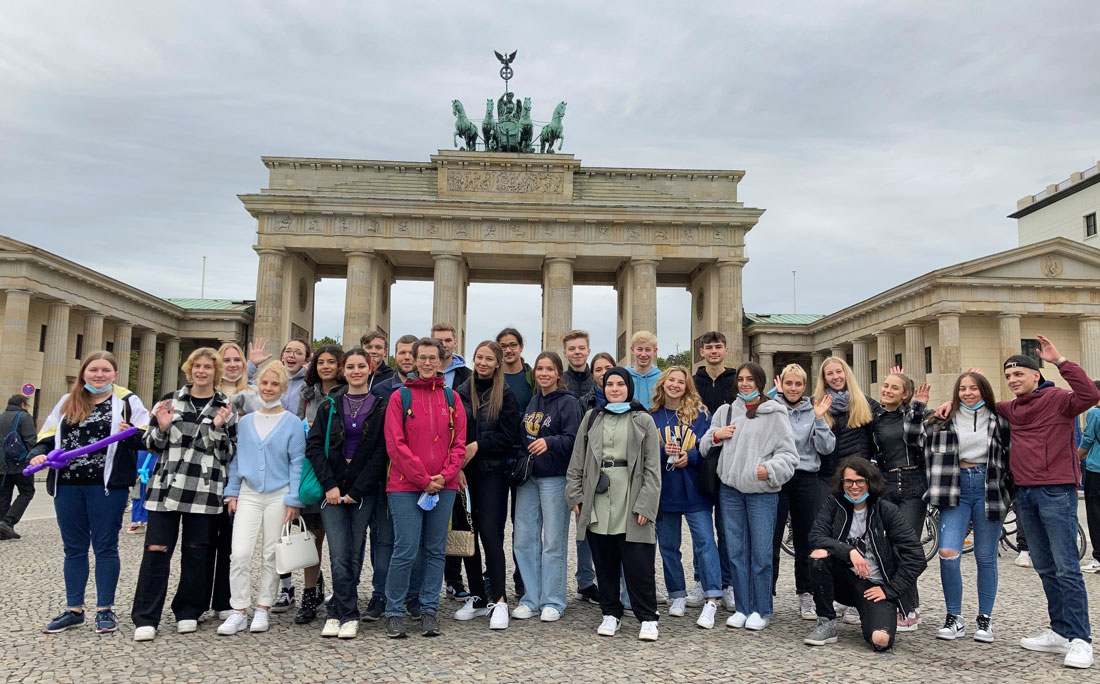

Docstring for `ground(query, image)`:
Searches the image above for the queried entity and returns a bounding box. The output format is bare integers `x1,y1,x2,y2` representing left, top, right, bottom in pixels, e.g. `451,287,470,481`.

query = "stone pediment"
943,238,1100,281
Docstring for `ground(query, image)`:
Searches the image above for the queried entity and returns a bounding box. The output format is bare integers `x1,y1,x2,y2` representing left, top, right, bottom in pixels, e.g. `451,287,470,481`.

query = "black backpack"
3,412,29,466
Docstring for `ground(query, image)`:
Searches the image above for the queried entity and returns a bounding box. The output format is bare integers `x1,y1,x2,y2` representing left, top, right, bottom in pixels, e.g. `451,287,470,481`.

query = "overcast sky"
3,1,1099,363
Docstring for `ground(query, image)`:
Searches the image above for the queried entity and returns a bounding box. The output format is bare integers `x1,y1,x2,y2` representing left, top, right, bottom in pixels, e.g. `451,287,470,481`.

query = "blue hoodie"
443,353,470,389
522,388,582,478
627,366,662,409
651,406,714,513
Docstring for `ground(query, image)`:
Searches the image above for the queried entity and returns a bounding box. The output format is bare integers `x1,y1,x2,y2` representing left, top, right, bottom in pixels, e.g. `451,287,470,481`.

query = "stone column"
542,256,574,351
136,330,158,406
757,351,775,391
114,323,133,387
830,345,846,361
343,250,376,347
161,336,181,396
717,259,746,364
810,353,826,389
939,313,962,396
432,252,465,335
0,290,32,396
875,331,894,380
41,301,72,413
904,324,925,384
998,314,1021,400
630,257,659,338
851,339,871,394
83,313,105,353
1078,316,1100,380
254,247,286,352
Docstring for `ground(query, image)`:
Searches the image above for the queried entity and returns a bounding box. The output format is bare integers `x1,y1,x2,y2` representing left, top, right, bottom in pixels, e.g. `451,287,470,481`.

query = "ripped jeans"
937,465,1002,617
131,509,214,628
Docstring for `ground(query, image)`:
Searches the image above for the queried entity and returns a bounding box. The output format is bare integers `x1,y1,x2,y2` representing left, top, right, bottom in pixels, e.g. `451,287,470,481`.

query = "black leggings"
204,508,232,612
468,467,509,602
810,555,897,651
881,468,925,612
772,471,826,595
444,479,486,602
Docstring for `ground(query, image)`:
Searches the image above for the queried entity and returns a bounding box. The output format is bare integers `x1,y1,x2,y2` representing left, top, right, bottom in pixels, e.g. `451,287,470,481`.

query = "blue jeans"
514,475,570,614
385,489,457,617
320,497,375,622
657,509,723,599
54,485,129,608
1016,484,1092,642
575,537,596,589
367,484,394,600
719,484,777,617
937,465,1003,616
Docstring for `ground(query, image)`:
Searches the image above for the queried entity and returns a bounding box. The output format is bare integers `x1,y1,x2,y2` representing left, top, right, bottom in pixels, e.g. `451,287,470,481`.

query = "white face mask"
223,373,242,383
262,399,283,410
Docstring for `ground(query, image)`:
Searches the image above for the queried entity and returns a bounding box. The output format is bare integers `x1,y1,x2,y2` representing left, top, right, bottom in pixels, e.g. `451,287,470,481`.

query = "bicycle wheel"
1001,504,1019,553
922,511,940,562
1078,524,1088,561
780,513,795,557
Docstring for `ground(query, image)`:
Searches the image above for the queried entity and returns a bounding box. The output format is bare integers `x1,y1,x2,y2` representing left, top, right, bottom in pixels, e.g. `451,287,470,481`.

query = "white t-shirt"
253,410,285,440
847,507,884,583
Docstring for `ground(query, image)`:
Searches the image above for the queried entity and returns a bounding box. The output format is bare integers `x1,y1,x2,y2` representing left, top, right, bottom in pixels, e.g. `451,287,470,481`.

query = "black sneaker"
577,584,600,604
385,616,407,639
362,596,385,622
0,521,18,540
272,585,295,613
94,609,119,634
317,572,326,602
445,584,469,601
294,587,319,624
43,610,85,633
406,596,422,621
421,612,440,637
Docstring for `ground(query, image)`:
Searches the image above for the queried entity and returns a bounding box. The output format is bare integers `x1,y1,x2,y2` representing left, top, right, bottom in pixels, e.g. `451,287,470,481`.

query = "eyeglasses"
283,349,306,358
843,478,868,487
499,342,520,350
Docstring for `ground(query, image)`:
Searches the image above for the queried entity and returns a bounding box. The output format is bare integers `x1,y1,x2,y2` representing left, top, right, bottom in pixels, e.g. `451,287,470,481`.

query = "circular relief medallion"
1040,255,1063,278
696,289,705,321
298,278,308,312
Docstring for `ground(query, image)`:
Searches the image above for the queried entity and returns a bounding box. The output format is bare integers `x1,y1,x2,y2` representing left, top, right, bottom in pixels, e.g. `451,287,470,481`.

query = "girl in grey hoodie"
700,363,797,631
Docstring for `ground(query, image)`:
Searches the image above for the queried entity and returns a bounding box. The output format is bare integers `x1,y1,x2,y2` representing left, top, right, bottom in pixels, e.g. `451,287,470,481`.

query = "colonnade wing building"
237,150,763,364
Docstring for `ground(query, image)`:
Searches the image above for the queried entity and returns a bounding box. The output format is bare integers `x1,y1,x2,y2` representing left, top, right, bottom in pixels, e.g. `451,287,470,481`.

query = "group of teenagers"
22,320,1100,668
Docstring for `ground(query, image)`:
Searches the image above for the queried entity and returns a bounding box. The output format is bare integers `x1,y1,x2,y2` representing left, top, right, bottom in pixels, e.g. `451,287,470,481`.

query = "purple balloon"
22,427,139,476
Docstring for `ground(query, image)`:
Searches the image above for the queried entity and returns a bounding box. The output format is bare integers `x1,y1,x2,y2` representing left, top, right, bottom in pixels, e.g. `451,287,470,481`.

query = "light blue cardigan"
225,411,305,507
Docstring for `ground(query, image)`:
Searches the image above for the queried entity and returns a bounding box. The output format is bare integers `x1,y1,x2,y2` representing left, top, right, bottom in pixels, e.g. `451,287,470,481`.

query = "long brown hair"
533,351,566,391
735,362,770,419
60,351,118,424
651,366,704,427
928,371,998,433
470,341,505,421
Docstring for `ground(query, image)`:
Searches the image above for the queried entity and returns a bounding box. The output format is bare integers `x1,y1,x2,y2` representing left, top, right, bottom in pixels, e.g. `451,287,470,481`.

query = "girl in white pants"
219,361,305,635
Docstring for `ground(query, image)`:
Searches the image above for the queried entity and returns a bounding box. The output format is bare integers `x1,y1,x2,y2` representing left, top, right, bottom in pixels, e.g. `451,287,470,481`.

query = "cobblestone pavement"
2,505,1098,683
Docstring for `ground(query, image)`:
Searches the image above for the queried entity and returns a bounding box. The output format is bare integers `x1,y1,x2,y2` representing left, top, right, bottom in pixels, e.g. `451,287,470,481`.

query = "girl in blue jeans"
27,351,149,635
919,371,1012,643
650,367,722,629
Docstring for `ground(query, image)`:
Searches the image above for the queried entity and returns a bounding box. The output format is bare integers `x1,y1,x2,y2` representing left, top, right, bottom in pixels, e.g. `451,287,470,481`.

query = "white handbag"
275,519,319,574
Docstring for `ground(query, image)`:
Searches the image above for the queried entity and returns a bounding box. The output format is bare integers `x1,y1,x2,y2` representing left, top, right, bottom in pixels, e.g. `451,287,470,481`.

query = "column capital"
851,338,870,347
431,251,463,263
717,257,749,267
343,248,376,258
873,330,894,338
4,288,32,296
254,246,287,257
114,321,133,330
997,312,1022,320
630,256,661,267
903,322,925,329
544,255,576,265
83,311,106,319
1077,315,1100,323
47,300,73,311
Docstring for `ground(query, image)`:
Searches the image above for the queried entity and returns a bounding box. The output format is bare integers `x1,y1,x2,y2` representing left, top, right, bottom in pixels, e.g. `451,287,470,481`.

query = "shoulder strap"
323,396,337,459
400,387,413,428
444,387,455,438
583,408,600,450
10,412,20,433
122,394,133,424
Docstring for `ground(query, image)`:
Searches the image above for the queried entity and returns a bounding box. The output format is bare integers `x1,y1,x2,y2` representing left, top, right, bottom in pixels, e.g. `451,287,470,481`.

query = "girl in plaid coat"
918,371,1011,644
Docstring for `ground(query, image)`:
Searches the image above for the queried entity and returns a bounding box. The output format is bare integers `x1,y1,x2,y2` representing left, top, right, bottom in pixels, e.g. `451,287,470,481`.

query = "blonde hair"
217,342,252,397
257,360,290,393
60,351,118,425
779,363,807,384
182,347,225,387
630,330,657,348
813,356,871,428
651,366,704,427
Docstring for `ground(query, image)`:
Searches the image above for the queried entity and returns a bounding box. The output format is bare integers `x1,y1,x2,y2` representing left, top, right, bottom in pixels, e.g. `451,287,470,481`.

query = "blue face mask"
737,391,760,402
84,383,112,395
961,400,985,411
844,492,870,504
417,492,439,511
605,402,632,414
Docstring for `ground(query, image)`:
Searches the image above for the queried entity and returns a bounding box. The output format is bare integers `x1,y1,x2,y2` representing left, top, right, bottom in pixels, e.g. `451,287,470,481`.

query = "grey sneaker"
799,593,816,620
421,612,440,637
804,617,838,646
385,616,406,639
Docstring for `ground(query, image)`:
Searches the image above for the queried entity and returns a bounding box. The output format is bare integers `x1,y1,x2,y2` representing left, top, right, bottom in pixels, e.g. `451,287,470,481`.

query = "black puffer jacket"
822,394,879,476
809,494,927,615
305,387,388,502
455,376,522,472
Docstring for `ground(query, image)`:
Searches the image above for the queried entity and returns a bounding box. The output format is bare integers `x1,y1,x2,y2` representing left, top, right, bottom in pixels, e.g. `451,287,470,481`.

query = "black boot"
294,587,319,624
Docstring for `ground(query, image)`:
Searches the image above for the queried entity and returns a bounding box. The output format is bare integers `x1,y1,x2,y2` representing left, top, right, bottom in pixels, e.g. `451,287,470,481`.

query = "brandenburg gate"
239,150,762,363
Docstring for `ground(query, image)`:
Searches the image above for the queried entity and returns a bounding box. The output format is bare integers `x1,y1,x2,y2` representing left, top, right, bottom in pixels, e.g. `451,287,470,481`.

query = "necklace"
345,393,368,428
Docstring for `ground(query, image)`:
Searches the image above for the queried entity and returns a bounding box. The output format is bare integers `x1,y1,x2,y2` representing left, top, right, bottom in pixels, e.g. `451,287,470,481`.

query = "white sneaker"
726,611,748,629
1020,629,1070,654
511,604,538,620
638,620,659,641
1081,559,1100,573
668,597,687,617
597,615,621,636
488,602,510,630
540,607,561,622
321,618,341,637
721,587,736,612
454,597,489,621
176,619,198,634
696,601,718,629
799,593,816,620
685,582,705,607
842,606,861,625
1015,550,1033,568
133,625,156,642
1064,639,1094,669
249,608,269,633
745,612,769,631
217,609,235,620
337,620,358,639
217,611,248,636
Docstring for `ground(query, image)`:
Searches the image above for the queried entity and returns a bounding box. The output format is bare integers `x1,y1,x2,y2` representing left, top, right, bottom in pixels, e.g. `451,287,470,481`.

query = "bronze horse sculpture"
452,100,479,151
538,101,567,154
